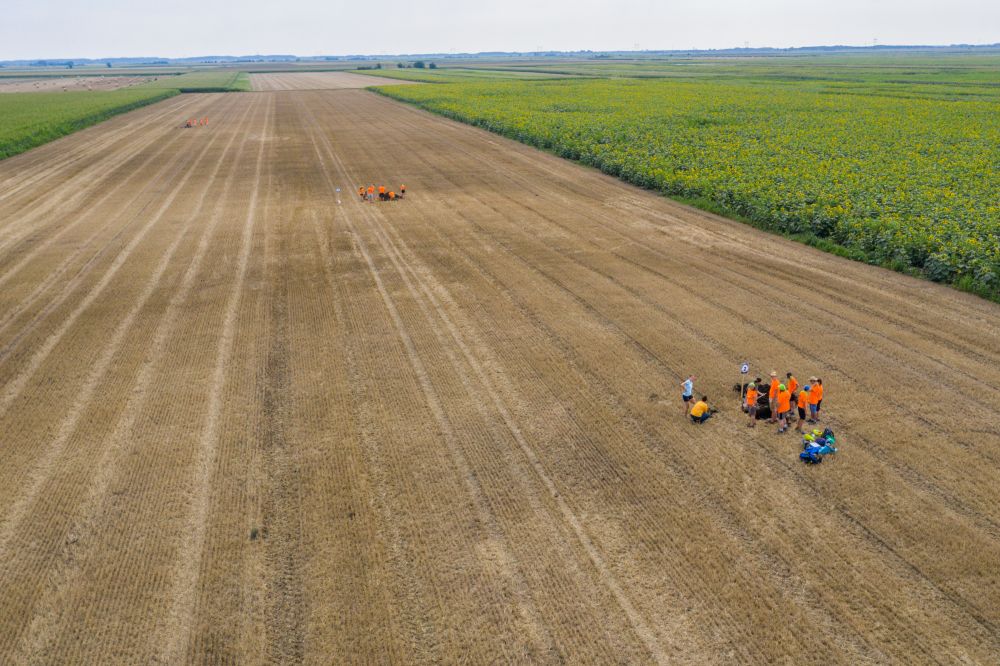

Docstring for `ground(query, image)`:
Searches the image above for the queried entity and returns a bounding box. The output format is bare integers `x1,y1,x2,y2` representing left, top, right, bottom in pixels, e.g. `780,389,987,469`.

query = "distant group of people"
359,184,406,202
744,371,824,433
680,371,826,433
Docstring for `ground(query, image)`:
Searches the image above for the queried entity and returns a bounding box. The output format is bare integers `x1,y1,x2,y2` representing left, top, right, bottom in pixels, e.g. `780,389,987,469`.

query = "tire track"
305,209,440,661
156,92,273,665
0,95,203,245
0,93,198,200
301,100,558,662
0,95,240,347
2,95,264,660
0,100,235,426
303,92,670,664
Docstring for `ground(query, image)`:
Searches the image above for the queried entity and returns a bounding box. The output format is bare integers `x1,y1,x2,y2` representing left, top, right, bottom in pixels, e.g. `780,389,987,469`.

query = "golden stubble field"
0,72,999,664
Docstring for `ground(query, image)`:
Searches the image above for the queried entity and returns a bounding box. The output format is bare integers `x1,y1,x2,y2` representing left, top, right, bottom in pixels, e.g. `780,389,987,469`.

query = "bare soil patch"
249,71,417,91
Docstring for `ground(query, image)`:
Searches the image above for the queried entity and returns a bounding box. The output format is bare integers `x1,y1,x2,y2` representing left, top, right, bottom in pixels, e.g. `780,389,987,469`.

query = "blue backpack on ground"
800,447,823,464
800,428,837,464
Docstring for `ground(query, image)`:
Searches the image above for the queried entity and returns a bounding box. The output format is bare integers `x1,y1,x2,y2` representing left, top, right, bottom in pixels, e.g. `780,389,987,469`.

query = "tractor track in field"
156,93,274,665
0,94,200,212
1,95,265,660
1,77,998,663
0,96,242,358
300,95,569,662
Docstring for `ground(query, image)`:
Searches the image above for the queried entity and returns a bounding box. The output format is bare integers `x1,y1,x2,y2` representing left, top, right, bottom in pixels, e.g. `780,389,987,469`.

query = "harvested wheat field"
0,76,149,93
0,84,999,664
250,71,418,91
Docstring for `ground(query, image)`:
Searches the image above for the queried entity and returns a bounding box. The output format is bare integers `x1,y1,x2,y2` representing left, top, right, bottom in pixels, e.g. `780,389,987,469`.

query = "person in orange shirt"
389,191,396,201
745,382,759,428
776,383,792,432
807,377,820,422
795,386,810,433
812,378,824,421
785,372,798,423
400,184,406,198
358,186,366,200
378,185,386,201
768,371,780,423
786,372,798,395
367,185,375,202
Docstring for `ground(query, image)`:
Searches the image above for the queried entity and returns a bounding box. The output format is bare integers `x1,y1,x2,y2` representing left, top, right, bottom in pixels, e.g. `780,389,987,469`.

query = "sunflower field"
377,76,1000,299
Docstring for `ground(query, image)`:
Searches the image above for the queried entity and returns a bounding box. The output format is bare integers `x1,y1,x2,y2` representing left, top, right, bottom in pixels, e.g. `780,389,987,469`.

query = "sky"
2,0,998,60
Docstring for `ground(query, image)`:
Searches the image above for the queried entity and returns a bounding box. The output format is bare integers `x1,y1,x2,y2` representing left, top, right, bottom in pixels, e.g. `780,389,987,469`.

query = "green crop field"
139,69,250,92
358,67,577,83
0,88,179,160
376,58,1000,299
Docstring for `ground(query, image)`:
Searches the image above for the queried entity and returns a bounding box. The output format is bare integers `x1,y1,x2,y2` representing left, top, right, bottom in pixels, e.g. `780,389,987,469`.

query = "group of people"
745,371,824,433
359,184,406,202
680,371,826,433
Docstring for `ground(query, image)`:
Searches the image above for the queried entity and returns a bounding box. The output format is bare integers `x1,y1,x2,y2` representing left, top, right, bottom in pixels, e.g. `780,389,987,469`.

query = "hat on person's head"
809,376,818,382
779,384,786,391
747,382,755,389
770,371,777,377
803,385,811,391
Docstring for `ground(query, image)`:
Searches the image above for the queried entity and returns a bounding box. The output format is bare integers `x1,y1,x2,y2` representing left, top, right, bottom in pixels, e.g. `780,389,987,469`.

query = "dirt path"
0,88,997,664
249,71,417,91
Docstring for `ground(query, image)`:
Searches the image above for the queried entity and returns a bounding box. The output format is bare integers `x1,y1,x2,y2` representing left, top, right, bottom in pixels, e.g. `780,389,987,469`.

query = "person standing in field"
400,184,406,198
681,375,695,416
367,185,375,202
785,372,799,422
378,185,386,201
776,383,792,433
808,376,820,422
813,378,824,420
745,382,758,428
796,386,810,433
786,372,798,397
768,371,780,423
690,396,712,424
358,186,366,200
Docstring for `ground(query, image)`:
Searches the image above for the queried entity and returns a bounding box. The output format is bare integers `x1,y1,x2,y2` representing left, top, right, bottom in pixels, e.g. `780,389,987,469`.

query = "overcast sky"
2,0,997,60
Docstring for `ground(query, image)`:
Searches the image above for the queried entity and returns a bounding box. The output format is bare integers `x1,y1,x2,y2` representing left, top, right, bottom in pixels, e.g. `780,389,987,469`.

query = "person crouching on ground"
681,375,695,416
690,396,712,424
745,382,758,428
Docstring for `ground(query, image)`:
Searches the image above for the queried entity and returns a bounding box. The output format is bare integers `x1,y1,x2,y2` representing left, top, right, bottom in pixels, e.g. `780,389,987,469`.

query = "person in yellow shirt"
690,396,712,424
